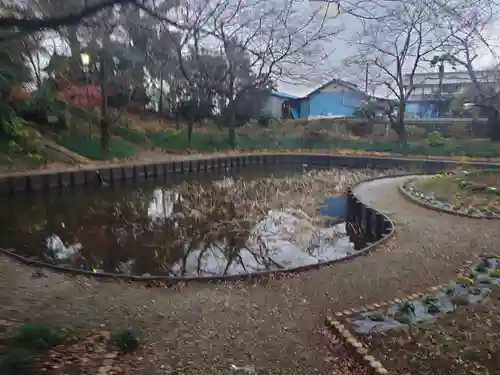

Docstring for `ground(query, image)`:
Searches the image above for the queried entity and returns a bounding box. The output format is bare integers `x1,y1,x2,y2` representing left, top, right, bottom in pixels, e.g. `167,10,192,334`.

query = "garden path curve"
0,175,499,375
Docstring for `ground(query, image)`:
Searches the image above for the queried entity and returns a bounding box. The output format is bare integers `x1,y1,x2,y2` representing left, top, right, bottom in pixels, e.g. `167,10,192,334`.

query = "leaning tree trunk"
390,116,408,154
488,108,500,142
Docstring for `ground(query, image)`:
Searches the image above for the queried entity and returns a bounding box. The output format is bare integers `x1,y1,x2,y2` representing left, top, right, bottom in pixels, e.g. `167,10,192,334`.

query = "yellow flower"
456,275,474,286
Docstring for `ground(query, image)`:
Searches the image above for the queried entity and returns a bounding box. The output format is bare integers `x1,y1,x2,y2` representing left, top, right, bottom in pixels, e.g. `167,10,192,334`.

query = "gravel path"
1,175,499,374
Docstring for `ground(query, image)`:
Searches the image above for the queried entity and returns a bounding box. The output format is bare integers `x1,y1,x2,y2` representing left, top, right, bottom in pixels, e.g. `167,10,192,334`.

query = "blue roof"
271,91,299,99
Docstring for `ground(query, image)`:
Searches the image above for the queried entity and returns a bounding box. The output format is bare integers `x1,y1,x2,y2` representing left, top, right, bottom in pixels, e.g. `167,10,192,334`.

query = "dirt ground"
0,176,499,374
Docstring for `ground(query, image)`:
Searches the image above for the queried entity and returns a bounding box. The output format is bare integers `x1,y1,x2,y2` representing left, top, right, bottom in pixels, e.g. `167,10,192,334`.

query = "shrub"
0,348,36,375
426,131,446,147
300,128,329,147
345,120,374,137
406,125,427,140
257,115,272,127
353,101,376,118
446,123,470,139
14,88,68,130
13,323,64,351
112,329,139,353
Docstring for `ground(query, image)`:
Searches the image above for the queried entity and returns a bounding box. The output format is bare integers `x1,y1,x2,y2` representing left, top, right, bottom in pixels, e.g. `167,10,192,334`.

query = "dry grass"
122,113,178,133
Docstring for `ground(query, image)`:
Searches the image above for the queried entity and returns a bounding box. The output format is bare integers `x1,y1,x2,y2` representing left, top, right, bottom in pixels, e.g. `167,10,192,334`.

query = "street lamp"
80,53,92,136
80,53,90,67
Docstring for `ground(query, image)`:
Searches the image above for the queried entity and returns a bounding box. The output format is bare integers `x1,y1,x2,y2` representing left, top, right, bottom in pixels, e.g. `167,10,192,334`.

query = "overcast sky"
36,0,500,98
278,0,500,98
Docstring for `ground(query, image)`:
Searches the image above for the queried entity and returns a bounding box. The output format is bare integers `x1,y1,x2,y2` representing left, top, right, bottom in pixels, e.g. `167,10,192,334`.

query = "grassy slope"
15,113,500,165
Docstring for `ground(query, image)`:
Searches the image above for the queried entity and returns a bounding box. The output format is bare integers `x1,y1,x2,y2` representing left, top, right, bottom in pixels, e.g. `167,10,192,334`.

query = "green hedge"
58,134,136,160
149,131,231,152
325,139,500,158
111,126,148,145
147,132,500,157
60,129,500,160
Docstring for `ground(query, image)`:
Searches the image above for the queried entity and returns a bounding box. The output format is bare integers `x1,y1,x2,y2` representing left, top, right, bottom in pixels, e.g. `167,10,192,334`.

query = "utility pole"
365,63,369,92
99,49,109,152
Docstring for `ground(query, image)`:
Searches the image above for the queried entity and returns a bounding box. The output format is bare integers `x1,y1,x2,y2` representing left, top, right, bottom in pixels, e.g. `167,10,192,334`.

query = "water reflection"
147,189,180,222
0,169,355,277
46,234,82,261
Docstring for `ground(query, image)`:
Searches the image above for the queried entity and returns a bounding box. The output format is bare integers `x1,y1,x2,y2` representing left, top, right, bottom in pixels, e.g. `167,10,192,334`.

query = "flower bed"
456,169,500,195
325,255,500,375
401,171,500,218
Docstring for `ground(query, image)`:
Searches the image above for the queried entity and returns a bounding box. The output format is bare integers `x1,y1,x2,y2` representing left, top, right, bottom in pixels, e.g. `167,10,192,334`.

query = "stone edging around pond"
1,152,500,194
0,173,399,284
399,177,500,220
324,258,475,375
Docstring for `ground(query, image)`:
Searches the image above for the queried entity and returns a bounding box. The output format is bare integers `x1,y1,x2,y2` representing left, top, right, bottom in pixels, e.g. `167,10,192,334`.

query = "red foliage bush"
60,84,101,107
8,86,31,102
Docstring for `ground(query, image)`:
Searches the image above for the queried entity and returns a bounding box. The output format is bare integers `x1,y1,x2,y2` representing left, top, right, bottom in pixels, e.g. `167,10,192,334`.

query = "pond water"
0,166,366,278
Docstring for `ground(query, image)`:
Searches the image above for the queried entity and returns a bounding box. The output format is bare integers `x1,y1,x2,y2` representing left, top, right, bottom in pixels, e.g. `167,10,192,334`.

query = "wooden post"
365,207,374,243
375,213,385,240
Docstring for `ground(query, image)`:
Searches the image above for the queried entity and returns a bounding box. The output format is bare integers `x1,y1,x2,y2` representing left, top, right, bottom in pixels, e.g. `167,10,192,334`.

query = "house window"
341,94,359,108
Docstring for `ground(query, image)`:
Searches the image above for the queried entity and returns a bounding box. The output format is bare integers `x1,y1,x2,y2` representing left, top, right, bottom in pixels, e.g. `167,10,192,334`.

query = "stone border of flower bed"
324,258,475,375
399,176,500,219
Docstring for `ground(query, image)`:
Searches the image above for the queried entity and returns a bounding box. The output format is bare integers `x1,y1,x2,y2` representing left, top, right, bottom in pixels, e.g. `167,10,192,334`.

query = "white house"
404,70,497,100
260,91,299,119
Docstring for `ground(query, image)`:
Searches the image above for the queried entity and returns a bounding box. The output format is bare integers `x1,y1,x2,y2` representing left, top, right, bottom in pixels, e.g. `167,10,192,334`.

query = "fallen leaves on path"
38,330,140,375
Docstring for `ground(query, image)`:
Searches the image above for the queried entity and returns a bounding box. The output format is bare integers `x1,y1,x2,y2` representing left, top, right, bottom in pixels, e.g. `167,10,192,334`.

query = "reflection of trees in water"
1,169,385,276
5,185,270,276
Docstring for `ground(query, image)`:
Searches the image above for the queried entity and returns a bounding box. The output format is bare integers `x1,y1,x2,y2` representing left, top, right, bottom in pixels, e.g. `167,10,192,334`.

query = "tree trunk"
394,103,408,154
26,51,42,89
228,107,236,148
99,51,110,152
488,108,500,142
66,27,82,82
158,70,164,115
187,121,193,149
399,125,408,154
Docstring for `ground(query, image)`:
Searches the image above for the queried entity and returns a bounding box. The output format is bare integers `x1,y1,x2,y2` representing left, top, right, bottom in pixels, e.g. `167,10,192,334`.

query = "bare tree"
169,0,342,146
2,0,343,150
0,0,135,38
346,0,444,150
434,0,500,140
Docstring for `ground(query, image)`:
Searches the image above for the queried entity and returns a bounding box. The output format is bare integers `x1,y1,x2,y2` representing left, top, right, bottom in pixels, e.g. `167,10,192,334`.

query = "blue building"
288,79,369,119
402,70,496,118
405,101,437,119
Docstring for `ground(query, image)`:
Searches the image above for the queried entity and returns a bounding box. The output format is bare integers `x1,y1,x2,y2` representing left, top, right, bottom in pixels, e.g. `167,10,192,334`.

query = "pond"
0,166,387,278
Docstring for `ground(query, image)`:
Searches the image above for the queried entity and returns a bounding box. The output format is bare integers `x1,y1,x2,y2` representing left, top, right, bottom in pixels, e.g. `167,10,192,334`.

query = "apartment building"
403,70,497,118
